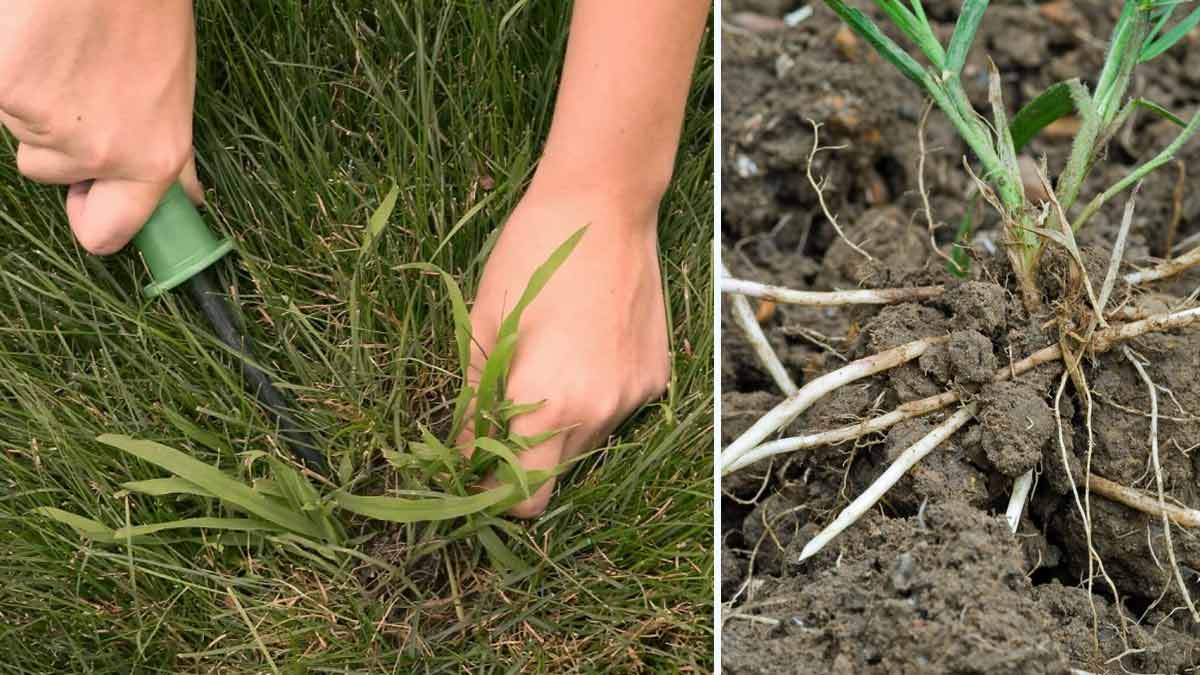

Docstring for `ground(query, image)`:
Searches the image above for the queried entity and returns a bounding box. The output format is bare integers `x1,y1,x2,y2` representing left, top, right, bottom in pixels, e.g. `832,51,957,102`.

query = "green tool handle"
132,183,234,298
130,183,328,473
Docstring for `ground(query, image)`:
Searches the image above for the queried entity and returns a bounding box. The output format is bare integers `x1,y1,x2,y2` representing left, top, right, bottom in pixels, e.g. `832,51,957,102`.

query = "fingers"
15,143,92,185
178,152,205,204
65,178,172,255
503,405,572,519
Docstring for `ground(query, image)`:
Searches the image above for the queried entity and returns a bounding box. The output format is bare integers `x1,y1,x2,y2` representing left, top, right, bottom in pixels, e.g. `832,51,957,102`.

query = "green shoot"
824,0,1200,309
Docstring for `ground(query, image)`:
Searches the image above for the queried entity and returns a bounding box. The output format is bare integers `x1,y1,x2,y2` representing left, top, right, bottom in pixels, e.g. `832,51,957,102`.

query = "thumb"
66,178,171,255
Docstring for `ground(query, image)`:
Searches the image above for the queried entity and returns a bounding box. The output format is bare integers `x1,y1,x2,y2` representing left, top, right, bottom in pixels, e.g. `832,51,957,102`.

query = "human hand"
459,184,671,518
0,1,200,254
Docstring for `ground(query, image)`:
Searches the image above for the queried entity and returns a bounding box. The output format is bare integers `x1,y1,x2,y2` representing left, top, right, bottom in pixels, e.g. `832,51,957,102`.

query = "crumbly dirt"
721,1,1200,672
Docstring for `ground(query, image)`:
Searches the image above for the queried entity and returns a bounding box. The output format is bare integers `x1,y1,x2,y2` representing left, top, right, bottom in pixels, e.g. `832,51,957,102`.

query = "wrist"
526,154,671,229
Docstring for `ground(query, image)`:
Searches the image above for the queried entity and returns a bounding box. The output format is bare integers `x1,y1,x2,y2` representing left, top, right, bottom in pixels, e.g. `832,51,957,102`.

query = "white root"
1086,473,1200,529
721,260,799,397
720,337,945,472
807,119,875,262
720,244,1200,320
726,306,1200,475
1005,469,1035,533
1123,244,1200,286
723,390,960,474
1122,348,1199,620
720,277,946,306
797,405,977,561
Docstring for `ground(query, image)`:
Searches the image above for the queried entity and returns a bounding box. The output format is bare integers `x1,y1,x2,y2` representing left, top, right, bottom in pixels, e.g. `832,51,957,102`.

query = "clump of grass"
827,0,1200,307
721,0,1200,586
36,186,586,571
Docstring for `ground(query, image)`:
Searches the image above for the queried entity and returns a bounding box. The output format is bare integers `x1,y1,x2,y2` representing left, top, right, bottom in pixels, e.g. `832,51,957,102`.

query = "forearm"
530,0,709,211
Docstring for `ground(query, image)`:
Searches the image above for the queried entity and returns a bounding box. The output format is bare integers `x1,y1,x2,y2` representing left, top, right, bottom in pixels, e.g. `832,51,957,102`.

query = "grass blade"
122,477,214,498
945,0,989,74
361,183,400,253
1133,98,1188,128
1009,80,1075,152
97,434,327,540
476,524,531,574
398,263,473,379
494,226,587,343
333,483,516,523
1140,6,1200,62
33,507,120,543
824,1,928,85
877,0,945,68
112,517,283,539
473,437,530,497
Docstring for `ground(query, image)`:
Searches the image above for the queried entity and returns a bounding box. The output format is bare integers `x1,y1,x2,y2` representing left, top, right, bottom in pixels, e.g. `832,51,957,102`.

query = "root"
797,405,977,561
726,305,1200,474
1055,371,1130,653
806,119,874,262
1005,469,1035,533
1086,473,1200,529
721,336,946,472
721,260,799,397
1123,244,1200,286
1122,347,1200,620
720,277,945,306
917,100,963,273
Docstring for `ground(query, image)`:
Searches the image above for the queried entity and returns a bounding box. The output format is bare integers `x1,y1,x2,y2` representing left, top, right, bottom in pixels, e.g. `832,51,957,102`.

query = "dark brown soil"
721,1,1200,672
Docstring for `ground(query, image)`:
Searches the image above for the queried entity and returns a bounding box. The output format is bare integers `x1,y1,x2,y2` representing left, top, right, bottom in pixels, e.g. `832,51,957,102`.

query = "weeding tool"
130,182,327,472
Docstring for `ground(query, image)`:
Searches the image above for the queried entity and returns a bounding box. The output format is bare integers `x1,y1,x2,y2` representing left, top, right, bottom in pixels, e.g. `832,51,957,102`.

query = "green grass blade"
1143,2,1177,47
877,0,945,68
97,434,326,540
476,524,531,574
945,0,989,74
1140,6,1200,62
398,263,473,377
112,517,284,539
1009,80,1075,152
947,197,978,277
494,226,587,343
333,483,516,523
473,332,518,437
121,477,215,499
988,61,1023,205
361,183,400,253
1132,98,1188,127
473,437,529,497
33,507,120,543
824,1,928,85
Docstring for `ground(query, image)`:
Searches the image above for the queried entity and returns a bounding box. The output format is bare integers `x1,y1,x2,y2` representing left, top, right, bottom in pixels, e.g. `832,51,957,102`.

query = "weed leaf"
473,437,529,497
33,507,120,543
333,483,516,523
113,517,283,539
823,1,927,85
1140,6,1200,62
122,477,214,498
1009,80,1075,152
946,0,989,74
97,434,327,540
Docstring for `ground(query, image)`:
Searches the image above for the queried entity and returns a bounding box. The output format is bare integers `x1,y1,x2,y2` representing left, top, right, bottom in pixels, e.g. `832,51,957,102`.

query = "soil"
721,2,1200,673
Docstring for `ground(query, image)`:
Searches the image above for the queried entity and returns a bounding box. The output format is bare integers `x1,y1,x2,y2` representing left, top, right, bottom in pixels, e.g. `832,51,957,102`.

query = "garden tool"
131,182,327,472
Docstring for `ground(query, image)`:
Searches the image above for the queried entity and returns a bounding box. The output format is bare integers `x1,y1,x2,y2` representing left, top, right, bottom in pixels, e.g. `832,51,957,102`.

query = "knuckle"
508,494,551,520
75,229,120,256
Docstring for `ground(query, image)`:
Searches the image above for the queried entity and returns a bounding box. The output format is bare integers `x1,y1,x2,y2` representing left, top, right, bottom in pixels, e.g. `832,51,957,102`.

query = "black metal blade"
186,267,327,473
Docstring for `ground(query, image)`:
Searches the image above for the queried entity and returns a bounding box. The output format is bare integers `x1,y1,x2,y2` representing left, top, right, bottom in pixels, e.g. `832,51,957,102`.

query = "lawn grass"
0,2,714,671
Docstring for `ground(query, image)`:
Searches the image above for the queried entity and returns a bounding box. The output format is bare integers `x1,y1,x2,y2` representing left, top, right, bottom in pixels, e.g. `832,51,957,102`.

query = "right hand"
0,1,201,255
